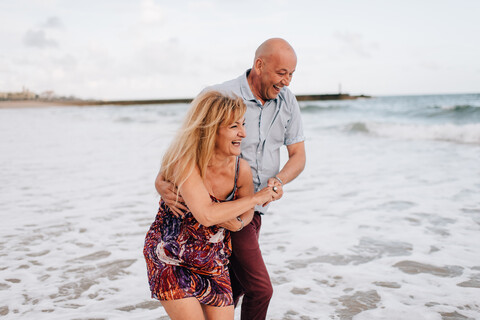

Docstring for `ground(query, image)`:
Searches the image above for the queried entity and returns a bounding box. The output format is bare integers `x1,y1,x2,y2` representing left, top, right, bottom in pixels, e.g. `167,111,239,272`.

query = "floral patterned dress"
143,157,239,307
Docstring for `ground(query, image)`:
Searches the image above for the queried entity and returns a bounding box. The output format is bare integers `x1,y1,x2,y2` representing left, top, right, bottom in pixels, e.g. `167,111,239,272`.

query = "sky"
1,0,479,100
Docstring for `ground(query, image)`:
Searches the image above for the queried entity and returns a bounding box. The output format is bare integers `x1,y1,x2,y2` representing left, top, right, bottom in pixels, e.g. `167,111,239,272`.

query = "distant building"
40,90,55,100
1,87,39,101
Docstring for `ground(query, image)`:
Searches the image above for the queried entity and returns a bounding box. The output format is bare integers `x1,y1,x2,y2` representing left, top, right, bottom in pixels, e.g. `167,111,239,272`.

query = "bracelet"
273,176,284,185
236,216,244,232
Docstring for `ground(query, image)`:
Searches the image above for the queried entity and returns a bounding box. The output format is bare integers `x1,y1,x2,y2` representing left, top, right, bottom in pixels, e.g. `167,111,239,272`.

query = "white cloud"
334,31,375,58
187,1,214,10
23,29,58,48
420,61,441,71
2,1,480,98
141,0,164,24
42,16,63,29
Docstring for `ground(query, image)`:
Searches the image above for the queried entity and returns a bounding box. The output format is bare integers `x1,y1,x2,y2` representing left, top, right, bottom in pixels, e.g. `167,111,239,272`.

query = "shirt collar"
239,69,284,105
239,69,257,102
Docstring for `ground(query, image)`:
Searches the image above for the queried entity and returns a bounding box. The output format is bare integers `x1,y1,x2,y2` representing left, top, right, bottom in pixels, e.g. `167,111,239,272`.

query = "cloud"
141,0,164,24
187,1,214,10
52,54,77,69
334,31,375,58
420,61,441,71
129,38,183,76
42,16,63,29
23,29,58,48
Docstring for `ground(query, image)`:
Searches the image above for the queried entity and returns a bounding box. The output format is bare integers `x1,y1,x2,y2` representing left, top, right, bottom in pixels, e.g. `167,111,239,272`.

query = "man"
156,38,306,320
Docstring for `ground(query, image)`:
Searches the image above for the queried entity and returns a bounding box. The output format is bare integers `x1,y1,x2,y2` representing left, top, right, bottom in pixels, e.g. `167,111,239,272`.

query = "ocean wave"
345,121,480,144
428,104,480,117
437,104,479,111
300,104,350,113
379,104,480,122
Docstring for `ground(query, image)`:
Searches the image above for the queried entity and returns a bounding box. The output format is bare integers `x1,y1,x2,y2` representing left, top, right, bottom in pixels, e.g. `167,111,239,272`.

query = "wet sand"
0,100,80,109
1,100,479,319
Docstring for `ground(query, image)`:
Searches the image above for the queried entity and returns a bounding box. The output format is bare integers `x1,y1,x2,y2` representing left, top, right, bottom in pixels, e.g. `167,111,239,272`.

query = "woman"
143,91,275,320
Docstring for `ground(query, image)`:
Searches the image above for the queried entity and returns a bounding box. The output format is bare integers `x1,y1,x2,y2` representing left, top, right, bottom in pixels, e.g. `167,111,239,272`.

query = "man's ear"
254,58,263,73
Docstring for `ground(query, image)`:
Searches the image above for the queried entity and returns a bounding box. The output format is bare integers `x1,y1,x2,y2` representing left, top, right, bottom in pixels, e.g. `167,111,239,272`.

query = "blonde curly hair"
160,91,246,192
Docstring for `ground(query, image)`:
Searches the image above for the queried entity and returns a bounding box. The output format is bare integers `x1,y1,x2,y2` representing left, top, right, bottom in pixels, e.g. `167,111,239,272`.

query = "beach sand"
0,100,81,109
1,96,479,319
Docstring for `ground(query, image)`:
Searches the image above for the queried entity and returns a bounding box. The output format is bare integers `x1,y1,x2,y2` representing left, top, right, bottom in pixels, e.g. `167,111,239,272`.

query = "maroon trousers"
229,213,273,320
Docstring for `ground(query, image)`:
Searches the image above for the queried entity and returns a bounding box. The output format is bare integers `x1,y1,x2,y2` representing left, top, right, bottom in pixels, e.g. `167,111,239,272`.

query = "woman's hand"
253,186,278,207
155,175,188,217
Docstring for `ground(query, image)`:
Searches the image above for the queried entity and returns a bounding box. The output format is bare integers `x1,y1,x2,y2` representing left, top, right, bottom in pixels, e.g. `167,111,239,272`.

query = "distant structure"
0,87,38,101
295,93,370,101
0,88,78,102
0,87,370,106
39,90,56,100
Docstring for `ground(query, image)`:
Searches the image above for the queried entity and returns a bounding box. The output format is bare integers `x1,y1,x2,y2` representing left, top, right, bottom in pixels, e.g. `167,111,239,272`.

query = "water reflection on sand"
1,103,479,319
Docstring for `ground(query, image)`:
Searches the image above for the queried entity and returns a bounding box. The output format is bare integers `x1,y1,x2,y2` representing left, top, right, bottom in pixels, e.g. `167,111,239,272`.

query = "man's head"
248,38,297,104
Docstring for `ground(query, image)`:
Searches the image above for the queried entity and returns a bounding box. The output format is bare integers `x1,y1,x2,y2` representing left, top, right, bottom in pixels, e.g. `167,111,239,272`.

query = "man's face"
257,51,297,102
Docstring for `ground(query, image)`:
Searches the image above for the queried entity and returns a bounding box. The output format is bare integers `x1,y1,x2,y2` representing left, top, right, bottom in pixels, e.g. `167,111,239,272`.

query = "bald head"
248,38,297,104
254,38,296,63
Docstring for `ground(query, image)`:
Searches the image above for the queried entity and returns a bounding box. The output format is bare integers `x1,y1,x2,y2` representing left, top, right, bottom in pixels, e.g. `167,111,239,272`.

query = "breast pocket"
268,112,289,147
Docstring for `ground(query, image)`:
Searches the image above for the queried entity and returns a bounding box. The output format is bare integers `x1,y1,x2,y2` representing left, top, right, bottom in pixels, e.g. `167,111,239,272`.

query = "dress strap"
224,156,240,201
233,156,240,188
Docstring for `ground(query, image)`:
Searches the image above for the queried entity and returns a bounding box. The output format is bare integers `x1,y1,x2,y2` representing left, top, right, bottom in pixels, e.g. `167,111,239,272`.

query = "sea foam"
1,95,479,319
345,122,480,144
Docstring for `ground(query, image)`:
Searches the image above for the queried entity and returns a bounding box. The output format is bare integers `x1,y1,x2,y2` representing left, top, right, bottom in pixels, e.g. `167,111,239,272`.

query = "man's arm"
276,141,306,185
267,141,306,201
155,172,188,216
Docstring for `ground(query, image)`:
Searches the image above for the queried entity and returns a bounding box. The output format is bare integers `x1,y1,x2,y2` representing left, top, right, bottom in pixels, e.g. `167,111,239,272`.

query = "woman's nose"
239,126,246,138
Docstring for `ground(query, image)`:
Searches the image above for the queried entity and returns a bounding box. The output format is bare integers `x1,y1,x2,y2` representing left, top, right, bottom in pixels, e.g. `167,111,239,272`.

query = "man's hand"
218,217,242,232
155,174,188,217
267,177,284,199
219,210,254,232
261,177,283,206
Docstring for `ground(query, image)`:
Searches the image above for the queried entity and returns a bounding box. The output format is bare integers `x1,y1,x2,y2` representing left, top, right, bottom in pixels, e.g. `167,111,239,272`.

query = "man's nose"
282,75,292,86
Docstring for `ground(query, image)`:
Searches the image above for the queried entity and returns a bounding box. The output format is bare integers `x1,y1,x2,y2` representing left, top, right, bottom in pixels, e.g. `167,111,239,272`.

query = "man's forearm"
276,154,305,185
276,142,306,185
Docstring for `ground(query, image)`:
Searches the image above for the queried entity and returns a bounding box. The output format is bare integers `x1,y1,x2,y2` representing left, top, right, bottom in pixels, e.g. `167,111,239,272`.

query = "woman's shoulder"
237,158,253,182
238,157,249,170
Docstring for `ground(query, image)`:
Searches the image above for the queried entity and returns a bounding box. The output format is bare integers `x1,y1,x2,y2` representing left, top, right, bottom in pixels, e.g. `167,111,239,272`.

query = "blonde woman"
143,91,276,320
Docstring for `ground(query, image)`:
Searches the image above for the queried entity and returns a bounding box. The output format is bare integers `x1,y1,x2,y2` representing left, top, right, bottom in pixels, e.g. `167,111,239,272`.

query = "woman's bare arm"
180,164,274,227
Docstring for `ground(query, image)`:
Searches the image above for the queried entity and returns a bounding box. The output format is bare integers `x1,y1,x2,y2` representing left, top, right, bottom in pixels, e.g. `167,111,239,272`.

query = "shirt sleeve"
284,94,305,145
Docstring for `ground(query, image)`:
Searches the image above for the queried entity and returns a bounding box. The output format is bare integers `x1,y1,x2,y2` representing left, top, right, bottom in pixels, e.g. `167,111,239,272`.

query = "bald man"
156,38,306,320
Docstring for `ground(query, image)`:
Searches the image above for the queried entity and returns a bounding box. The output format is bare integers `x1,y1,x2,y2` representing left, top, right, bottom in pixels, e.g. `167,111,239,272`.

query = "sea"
1,93,479,320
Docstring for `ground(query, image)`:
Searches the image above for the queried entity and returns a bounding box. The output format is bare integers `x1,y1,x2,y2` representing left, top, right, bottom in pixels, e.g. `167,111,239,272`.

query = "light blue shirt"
205,70,305,213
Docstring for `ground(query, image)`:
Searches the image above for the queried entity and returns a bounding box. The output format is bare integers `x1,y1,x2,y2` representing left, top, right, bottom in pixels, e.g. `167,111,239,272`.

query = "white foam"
352,122,480,144
1,103,479,319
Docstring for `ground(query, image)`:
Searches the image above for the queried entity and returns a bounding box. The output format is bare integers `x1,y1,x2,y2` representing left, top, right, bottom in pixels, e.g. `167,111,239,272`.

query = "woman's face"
214,116,246,157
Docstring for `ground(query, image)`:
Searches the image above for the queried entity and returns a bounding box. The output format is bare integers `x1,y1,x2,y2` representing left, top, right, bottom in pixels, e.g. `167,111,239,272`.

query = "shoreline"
0,94,370,109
